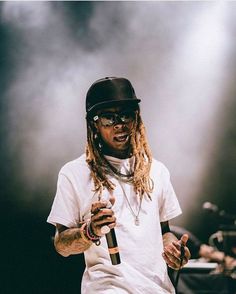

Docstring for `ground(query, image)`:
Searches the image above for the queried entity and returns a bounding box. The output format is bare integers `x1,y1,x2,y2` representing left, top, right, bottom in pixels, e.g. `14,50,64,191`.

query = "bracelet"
80,223,92,244
86,222,101,246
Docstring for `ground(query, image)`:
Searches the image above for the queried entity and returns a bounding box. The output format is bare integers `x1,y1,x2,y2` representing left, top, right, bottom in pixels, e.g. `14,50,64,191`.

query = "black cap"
86,77,141,115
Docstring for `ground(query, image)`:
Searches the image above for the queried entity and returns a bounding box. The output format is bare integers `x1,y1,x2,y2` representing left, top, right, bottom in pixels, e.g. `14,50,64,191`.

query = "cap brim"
87,99,141,114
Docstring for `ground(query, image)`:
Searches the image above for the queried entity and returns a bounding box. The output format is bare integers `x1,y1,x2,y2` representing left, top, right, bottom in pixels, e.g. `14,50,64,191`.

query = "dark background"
1,2,236,293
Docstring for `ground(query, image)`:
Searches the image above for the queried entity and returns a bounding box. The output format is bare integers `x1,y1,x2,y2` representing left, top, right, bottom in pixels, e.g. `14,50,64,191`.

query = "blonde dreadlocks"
86,111,154,199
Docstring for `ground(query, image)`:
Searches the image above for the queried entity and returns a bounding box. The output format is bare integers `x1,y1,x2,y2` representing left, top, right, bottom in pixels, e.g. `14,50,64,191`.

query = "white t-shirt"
47,154,182,294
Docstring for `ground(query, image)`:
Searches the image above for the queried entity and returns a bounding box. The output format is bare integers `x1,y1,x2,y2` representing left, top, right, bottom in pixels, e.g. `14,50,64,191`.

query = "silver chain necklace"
119,181,142,226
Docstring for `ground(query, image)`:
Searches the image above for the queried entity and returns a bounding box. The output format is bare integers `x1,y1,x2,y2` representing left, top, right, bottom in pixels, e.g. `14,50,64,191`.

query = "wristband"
80,223,92,244
86,222,101,246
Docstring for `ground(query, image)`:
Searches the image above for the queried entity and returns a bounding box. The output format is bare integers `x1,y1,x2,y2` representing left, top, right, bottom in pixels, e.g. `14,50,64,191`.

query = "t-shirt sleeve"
158,164,182,222
47,171,80,228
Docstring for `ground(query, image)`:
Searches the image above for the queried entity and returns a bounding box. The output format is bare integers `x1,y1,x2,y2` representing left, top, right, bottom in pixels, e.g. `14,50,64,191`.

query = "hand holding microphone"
162,234,190,270
90,197,121,265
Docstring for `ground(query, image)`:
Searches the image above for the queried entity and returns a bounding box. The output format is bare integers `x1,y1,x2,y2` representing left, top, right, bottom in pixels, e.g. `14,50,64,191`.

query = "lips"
114,133,129,142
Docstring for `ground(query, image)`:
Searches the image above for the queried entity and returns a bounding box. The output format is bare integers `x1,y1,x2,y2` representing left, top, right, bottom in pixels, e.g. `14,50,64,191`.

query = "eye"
120,111,135,121
99,113,116,126
100,113,114,120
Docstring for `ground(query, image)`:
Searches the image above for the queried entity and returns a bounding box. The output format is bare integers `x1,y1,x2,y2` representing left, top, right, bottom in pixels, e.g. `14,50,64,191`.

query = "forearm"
54,227,92,257
54,199,116,257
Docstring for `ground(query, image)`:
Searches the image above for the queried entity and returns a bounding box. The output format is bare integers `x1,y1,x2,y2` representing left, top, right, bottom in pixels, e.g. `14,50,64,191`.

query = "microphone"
105,228,121,265
102,201,121,265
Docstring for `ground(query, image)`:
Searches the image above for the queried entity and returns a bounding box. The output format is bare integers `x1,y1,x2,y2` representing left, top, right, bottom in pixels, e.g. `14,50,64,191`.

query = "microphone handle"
105,228,121,265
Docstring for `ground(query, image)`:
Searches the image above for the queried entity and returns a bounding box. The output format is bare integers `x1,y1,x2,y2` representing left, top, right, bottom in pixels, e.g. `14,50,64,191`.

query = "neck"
103,147,131,159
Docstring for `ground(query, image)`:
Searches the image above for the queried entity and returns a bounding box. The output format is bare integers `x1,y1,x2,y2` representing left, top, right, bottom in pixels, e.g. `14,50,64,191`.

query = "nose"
114,123,123,130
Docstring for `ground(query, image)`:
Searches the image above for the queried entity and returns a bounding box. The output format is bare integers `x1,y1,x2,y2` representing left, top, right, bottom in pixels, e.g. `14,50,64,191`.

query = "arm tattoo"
54,228,92,256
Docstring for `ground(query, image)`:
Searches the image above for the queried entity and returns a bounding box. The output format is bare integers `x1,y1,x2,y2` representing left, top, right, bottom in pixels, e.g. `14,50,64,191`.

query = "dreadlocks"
86,111,154,199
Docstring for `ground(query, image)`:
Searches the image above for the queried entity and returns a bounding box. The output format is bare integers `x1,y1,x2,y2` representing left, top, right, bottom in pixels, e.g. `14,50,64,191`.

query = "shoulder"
59,153,88,177
151,158,170,178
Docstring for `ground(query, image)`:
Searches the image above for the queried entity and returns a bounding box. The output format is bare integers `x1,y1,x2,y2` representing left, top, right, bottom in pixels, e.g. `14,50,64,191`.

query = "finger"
181,256,189,266
180,234,189,246
164,245,179,258
91,210,115,226
91,208,114,221
107,222,116,229
109,195,116,206
162,253,179,270
173,239,183,248
91,217,116,236
172,234,188,249
94,216,116,226
184,246,191,260
91,201,108,213
164,249,181,263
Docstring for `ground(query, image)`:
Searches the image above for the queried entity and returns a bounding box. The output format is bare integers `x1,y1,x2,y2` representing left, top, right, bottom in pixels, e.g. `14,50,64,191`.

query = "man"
47,77,191,293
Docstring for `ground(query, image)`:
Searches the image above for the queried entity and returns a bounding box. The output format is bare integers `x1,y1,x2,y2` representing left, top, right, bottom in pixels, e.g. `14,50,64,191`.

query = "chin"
115,142,130,150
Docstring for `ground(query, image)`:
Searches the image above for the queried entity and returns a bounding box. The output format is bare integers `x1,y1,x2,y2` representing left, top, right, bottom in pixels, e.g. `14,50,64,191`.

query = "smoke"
1,2,234,218
147,2,230,217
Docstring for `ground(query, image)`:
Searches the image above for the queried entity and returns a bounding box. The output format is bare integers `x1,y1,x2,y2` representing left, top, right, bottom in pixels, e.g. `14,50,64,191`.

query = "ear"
88,118,99,131
93,122,99,132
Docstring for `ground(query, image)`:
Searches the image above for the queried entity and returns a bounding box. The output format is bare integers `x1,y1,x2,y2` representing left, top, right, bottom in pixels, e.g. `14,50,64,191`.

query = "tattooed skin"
54,226,92,257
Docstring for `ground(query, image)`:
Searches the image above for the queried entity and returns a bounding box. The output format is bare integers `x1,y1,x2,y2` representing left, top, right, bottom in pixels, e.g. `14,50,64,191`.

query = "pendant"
135,216,140,226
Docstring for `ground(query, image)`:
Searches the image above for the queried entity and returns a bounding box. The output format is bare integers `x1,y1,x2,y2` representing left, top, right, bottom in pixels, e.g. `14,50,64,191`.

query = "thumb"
109,195,116,206
180,234,189,246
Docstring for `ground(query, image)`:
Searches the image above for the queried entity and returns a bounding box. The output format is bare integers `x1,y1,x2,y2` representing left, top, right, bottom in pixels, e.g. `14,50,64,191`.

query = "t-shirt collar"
104,154,134,168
